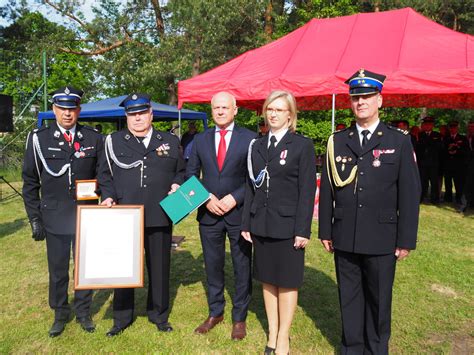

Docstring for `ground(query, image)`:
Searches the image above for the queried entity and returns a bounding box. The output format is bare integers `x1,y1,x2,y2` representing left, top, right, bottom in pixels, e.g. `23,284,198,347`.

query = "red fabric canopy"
178,8,474,111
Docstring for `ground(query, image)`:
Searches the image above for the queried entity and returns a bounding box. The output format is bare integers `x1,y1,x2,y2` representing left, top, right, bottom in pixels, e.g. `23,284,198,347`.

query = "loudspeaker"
0,94,14,132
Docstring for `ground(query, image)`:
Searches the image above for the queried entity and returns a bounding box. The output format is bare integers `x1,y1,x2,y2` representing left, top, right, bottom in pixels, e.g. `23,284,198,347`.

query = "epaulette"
82,125,99,133
387,125,409,135
294,132,312,140
334,127,348,134
33,126,49,134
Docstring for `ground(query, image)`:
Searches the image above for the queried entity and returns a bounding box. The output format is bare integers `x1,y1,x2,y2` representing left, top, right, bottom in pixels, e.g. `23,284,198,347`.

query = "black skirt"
252,235,305,288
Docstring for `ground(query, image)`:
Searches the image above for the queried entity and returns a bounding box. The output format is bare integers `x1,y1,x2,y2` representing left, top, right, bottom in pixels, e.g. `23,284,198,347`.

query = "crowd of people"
22,67,461,354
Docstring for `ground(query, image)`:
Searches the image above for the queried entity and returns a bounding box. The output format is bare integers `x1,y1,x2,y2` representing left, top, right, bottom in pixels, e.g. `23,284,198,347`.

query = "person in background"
437,124,448,200
181,121,198,161
241,90,316,355
22,86,112,337
336,122,347,131
319,69,421,354
397,120,409,131
443,120,469,203
258,120,269,137
417,116,443,204
186,92,256,340
101,93,185,337
458,121,474,213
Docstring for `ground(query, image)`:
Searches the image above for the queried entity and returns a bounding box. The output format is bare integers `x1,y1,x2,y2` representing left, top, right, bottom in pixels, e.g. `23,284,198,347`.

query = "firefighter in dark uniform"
459,121,474,213
417,116,443,204
443,120,469,203
100,93,185,337
22,86,112,337
318,69,421,355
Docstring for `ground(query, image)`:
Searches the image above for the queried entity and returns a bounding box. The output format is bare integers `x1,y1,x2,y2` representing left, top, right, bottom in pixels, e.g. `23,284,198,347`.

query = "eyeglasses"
266,108,289,115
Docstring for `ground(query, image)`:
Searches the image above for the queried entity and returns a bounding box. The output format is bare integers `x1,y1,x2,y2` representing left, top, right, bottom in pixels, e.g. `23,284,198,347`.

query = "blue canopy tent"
37,95,208,133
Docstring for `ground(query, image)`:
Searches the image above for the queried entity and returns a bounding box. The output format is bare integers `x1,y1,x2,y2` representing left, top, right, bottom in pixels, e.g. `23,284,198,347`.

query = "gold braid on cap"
326,134,358,190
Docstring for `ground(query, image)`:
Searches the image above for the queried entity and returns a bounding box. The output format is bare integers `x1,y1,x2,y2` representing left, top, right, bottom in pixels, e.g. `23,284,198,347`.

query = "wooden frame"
74,205,144,290
75,179,99,200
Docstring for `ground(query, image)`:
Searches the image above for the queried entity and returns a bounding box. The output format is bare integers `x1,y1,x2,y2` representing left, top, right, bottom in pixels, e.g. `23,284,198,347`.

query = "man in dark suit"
443,120,469,203
186,91,256,340
22,86,112,337
319,69,421,354
417,116,443,204
100,93,185,336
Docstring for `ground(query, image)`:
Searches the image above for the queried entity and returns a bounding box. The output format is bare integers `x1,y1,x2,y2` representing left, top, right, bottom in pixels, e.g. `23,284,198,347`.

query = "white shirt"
356,120,380,146
268,128,288,148
215,122,235,155
139,128,153,148
57,124,76,140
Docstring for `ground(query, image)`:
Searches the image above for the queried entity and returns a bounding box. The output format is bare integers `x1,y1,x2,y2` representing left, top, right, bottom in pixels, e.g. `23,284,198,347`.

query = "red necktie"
217,130,228,171
64,130,72,147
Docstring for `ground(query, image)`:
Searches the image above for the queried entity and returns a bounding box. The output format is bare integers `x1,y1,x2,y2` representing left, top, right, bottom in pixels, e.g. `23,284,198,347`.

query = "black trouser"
459,161,474,211
112,226,172,328
199,219,252,322
334,250,396,355
419,164,439,203
46,233,92,320
444,167,465,203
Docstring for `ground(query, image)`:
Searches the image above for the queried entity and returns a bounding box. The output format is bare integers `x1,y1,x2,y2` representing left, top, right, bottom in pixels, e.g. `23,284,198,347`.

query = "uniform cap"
422,116,435,123
50,86,83,109
448,120,459,127
345,69,386,96
120,93,151,114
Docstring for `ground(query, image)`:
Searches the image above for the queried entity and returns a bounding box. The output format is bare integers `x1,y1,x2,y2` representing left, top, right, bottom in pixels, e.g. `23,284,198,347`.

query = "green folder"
159,176,210,225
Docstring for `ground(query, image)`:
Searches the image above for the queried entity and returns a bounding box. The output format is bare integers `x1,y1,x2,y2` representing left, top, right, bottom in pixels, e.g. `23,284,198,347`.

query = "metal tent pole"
331,93,336,132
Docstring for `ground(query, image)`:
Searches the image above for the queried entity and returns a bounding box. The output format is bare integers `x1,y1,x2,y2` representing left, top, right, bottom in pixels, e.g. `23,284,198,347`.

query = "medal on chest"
372,149,381,167
279,149,288,165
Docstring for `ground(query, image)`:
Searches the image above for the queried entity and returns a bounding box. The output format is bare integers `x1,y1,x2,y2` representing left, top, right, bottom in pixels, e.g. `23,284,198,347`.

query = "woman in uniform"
241,90,316,354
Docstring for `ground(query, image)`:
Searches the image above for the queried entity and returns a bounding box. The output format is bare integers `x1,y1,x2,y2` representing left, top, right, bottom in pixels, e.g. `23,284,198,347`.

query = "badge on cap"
132,94,138,100
64,87,70,95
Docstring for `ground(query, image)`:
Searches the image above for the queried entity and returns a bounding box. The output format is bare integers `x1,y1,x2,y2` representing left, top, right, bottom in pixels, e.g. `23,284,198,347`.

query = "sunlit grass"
0,181,472,353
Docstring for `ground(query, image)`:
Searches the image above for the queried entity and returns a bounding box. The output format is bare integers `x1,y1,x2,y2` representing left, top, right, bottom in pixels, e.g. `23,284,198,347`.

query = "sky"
0,0,96,27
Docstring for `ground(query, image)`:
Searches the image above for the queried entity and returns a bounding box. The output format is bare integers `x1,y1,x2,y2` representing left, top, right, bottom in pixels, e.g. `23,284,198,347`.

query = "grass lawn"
0,181,473,353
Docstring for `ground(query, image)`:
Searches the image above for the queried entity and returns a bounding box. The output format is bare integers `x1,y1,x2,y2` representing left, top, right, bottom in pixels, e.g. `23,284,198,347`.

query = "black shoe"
156,322,173,332
264,345,275,354
106,324,129,337
49,319,66,338
76,316,95,333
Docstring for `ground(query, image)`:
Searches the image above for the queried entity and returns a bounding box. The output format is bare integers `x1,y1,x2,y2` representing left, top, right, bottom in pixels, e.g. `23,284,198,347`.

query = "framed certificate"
74,205,144,290
75,179,99,200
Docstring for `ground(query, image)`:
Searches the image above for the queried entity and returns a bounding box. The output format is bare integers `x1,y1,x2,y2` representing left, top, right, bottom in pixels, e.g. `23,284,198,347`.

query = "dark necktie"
268,135,277,158
217,130,228,171
361,130,370,147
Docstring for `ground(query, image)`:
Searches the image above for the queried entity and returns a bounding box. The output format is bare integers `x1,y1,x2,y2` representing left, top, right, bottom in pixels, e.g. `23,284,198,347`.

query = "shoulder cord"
32,133,71,185
247,138,268,190
105,134,144,187
326,134,358,193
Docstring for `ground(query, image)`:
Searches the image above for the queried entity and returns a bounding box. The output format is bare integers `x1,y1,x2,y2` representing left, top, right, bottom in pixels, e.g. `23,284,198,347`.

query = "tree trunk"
264,1,274,40
167,76,177,106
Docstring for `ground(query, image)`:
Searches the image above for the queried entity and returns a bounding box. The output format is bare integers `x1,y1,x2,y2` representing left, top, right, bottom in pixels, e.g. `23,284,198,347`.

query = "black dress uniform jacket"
319,123,421,255
242,132,317,239
22,122,112,234
103,129,185,226
417,131,443,167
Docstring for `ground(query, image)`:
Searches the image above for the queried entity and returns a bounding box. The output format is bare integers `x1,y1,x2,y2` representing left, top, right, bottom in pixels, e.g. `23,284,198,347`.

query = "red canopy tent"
178,7,474,111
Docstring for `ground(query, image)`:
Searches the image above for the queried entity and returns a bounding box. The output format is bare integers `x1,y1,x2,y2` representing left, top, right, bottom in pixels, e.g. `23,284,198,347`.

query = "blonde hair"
262,90,298,132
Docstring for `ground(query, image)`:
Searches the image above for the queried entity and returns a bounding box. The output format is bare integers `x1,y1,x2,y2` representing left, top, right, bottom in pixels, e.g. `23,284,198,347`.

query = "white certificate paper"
75,206,144,289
